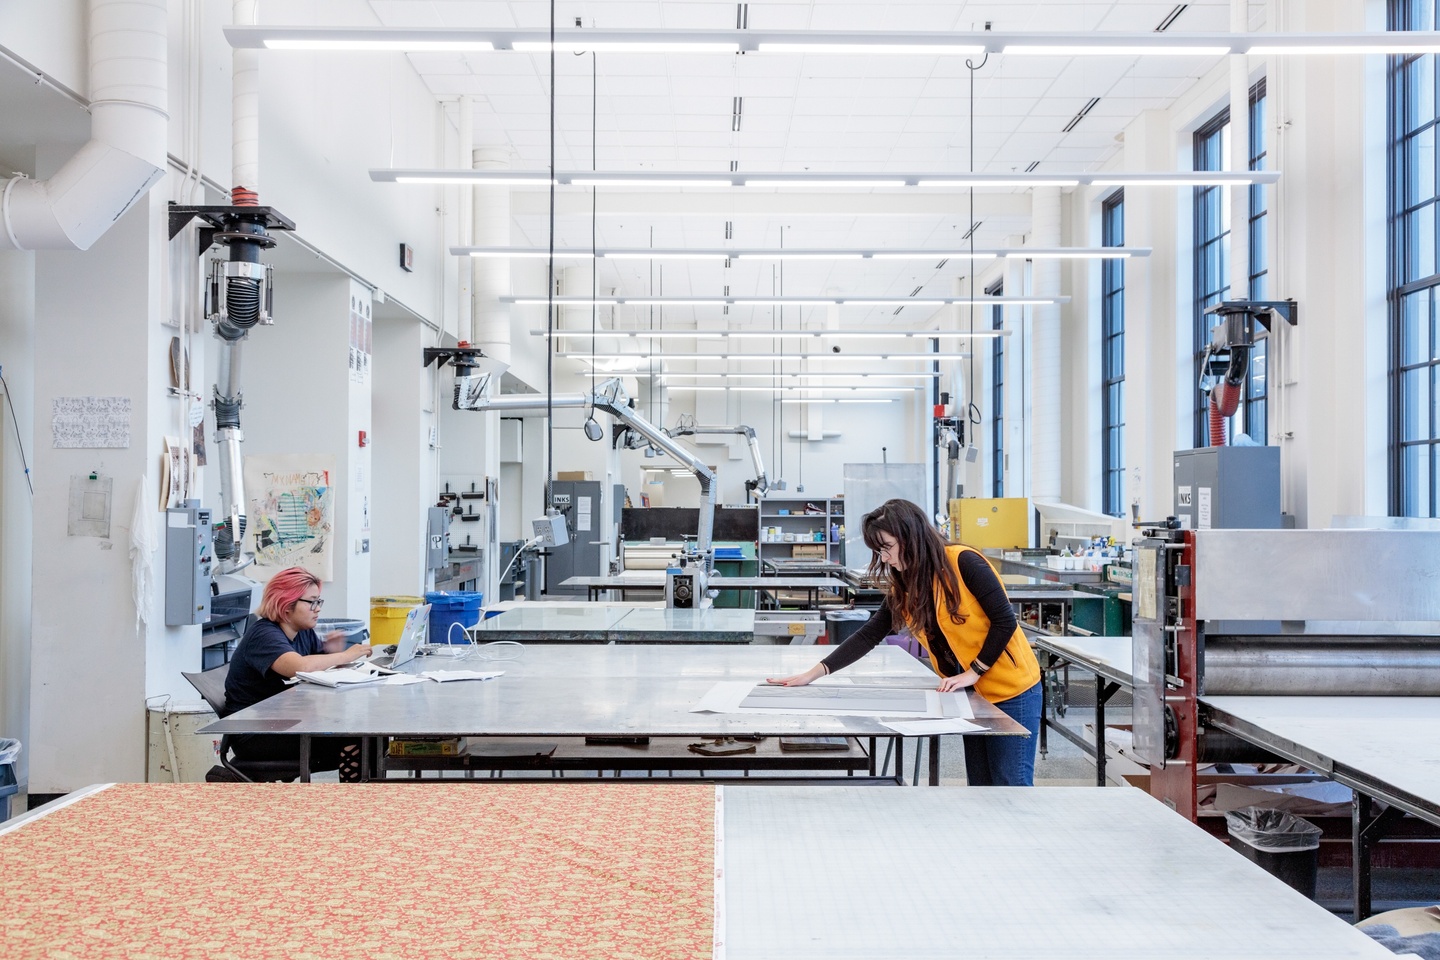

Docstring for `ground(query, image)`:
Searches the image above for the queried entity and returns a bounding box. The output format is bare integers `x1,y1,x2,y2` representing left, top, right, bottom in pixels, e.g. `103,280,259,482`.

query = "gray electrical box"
165,499,213,625
1173,446,1281,530
426,505,449,571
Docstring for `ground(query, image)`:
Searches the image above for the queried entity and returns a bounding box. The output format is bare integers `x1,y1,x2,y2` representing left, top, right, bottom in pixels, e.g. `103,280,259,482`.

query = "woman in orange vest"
768,498,1043,785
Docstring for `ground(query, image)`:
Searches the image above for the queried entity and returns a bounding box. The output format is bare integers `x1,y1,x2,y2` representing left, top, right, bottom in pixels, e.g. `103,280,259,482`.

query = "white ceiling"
361,1,1245,329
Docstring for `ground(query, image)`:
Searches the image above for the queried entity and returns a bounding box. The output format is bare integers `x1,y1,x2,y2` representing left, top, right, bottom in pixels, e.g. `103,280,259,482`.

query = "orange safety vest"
908,544,1041,704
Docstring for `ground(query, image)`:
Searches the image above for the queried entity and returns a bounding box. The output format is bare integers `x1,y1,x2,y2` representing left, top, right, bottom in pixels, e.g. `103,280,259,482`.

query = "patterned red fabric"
0,782,714,959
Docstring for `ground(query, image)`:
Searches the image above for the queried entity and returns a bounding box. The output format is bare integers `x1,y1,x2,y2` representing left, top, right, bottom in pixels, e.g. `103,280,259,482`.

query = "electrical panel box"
165,500,213,625
1173,446,1281,530
426,505,449,571
949,497,1030,548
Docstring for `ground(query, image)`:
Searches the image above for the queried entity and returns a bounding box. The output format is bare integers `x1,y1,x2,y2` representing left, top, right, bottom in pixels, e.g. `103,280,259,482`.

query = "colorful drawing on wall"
243,454,337,581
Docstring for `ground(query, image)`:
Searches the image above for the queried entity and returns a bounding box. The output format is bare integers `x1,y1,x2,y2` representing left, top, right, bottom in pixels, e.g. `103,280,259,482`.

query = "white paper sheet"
692,680,957,718
420,670,505,683
880,718,986,736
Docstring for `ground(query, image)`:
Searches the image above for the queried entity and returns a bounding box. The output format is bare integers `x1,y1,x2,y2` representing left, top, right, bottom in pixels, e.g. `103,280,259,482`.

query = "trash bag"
1225,806,1323,853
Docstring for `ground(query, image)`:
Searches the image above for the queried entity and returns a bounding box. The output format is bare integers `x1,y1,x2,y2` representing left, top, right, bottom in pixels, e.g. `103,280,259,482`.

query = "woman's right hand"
766,663,827,687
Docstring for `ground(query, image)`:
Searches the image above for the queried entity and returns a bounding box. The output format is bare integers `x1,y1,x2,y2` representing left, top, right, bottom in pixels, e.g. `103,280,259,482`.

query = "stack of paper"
295,662,397,688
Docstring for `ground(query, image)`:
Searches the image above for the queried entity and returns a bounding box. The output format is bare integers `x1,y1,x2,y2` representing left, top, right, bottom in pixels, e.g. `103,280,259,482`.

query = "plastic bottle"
830,522,839,543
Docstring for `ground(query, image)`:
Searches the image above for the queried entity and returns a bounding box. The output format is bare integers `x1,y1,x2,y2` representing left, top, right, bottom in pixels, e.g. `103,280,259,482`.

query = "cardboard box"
555,470,594,481
792,544,826,558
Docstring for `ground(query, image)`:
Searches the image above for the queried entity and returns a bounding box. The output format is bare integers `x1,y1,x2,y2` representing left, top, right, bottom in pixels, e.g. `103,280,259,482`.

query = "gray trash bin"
1225,807,1323,898
825,609,871,646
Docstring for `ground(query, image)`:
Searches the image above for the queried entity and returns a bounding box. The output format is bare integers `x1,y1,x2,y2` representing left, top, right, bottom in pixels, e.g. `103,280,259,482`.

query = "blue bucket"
425,591,484,643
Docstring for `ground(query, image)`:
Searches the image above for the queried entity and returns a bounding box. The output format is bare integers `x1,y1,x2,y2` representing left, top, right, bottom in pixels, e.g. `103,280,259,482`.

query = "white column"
1028,187,1063,504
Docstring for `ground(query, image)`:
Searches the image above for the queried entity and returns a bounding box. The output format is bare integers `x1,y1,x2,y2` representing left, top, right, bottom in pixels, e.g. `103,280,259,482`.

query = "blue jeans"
961,682,1041,786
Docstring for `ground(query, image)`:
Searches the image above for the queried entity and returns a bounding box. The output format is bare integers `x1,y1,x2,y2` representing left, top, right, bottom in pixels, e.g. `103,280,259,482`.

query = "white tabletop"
722,786,1392,960
1034,634,1135,687
1202,695,1440,824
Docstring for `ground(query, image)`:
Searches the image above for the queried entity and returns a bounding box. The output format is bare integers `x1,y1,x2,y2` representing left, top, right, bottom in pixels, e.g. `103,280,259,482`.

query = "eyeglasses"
295,597,325,611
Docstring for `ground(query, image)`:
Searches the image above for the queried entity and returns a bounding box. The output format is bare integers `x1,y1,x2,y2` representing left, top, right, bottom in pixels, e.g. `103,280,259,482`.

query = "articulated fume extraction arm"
1199,299,1297,446
457,376,718,567
169,201,295,574
665,414,769,498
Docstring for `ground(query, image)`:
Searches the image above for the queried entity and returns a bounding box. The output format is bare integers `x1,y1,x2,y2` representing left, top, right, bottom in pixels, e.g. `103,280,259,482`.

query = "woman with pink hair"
221,566,371,781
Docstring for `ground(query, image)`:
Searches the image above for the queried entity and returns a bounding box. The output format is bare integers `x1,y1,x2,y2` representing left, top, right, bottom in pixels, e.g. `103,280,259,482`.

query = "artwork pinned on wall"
243,454,336,582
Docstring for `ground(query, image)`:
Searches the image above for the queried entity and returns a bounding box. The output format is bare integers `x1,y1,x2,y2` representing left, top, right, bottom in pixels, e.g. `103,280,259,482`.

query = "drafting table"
202,644,1025,784
562,572,846,609
470,603,756,643
1,782,1393,960
724,786,1393,960
1031,633,1134,785
1203,695,1440,919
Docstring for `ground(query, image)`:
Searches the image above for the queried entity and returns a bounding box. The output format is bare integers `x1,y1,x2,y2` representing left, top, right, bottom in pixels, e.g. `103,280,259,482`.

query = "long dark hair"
862,499,965,669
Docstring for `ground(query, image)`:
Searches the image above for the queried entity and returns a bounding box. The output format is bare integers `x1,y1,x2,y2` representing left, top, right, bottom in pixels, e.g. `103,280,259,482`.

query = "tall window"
1245,79,1269,443
989,280,1005,498
1193,110,1231,447
1390,0,1440,517
1101,192,1126,516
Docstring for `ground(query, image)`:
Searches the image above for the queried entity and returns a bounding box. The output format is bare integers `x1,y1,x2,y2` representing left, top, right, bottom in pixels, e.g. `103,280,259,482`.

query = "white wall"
0,250,36,787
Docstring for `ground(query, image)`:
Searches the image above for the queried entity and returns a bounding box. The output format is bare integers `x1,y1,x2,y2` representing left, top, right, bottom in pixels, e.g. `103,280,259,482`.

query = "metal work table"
470,603,755,643
2,783,1392,960
203,645,1024,783
1005,576,1083,637
562,573,846,608
761,557,846,576
724,786,1393,960
1203,694,1440,918
1031,634,1134,785
998,556,1106,584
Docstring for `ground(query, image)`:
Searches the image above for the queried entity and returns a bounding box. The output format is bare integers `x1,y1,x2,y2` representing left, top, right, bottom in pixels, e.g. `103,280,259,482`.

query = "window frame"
1101,190,1126,517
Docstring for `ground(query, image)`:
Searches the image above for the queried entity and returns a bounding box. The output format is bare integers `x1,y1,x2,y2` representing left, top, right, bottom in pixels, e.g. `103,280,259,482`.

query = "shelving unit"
757,496,843,568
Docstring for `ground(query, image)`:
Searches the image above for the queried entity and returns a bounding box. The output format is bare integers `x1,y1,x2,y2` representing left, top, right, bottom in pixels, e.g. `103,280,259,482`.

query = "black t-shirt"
223,618,320,715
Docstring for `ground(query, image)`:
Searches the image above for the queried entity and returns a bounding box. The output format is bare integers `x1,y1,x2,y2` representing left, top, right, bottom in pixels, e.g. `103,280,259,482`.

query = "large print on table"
243,454,336,581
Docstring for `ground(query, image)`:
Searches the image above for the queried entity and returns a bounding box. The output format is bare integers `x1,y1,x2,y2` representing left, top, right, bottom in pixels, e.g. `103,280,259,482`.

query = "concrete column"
1003,247,1027,499
0,249,35,788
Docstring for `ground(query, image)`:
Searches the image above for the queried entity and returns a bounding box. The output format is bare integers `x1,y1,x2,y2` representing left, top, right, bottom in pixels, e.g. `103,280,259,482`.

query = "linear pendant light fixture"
227,26,1440,57
534,328,1010,339
377,168,1277,189
506,295,1065,307
455,246,1150,261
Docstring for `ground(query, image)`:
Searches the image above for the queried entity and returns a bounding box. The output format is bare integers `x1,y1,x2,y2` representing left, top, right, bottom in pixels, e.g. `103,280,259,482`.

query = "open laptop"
370,604,430,669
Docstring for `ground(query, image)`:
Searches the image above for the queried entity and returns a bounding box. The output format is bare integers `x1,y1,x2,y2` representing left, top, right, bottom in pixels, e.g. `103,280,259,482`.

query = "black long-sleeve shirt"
821,551,1018,677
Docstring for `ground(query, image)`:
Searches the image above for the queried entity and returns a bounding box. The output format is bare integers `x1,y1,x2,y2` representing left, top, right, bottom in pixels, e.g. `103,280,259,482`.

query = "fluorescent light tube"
732,253,866,260
570,177,734,187
601,252,731,260
512,41,738,53
757,43,983,55
744,179,907,188
917,179,1080,187
869,252,998,260
395,175,554,185
264,39,495,51
1248,44,1440,55
1003,44,1229,56
1015,251,1130,259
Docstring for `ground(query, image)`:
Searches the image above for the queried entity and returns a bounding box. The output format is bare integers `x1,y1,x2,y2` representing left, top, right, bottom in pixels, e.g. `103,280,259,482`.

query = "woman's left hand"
937,670,979,693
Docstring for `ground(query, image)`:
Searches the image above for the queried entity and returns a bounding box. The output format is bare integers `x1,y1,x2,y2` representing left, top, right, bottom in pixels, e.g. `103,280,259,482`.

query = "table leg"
1352,793,1405,922
928,735,940,786
893,736,903,784
299,735,312,783
1095,680,1119,787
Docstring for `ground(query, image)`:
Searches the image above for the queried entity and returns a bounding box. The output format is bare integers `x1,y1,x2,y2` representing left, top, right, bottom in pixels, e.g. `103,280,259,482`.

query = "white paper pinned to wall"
52,397,131,448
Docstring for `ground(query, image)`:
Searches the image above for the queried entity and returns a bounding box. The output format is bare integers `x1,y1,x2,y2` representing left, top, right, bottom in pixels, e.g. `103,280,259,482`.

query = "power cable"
0,367,33,495
545,0,556,514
